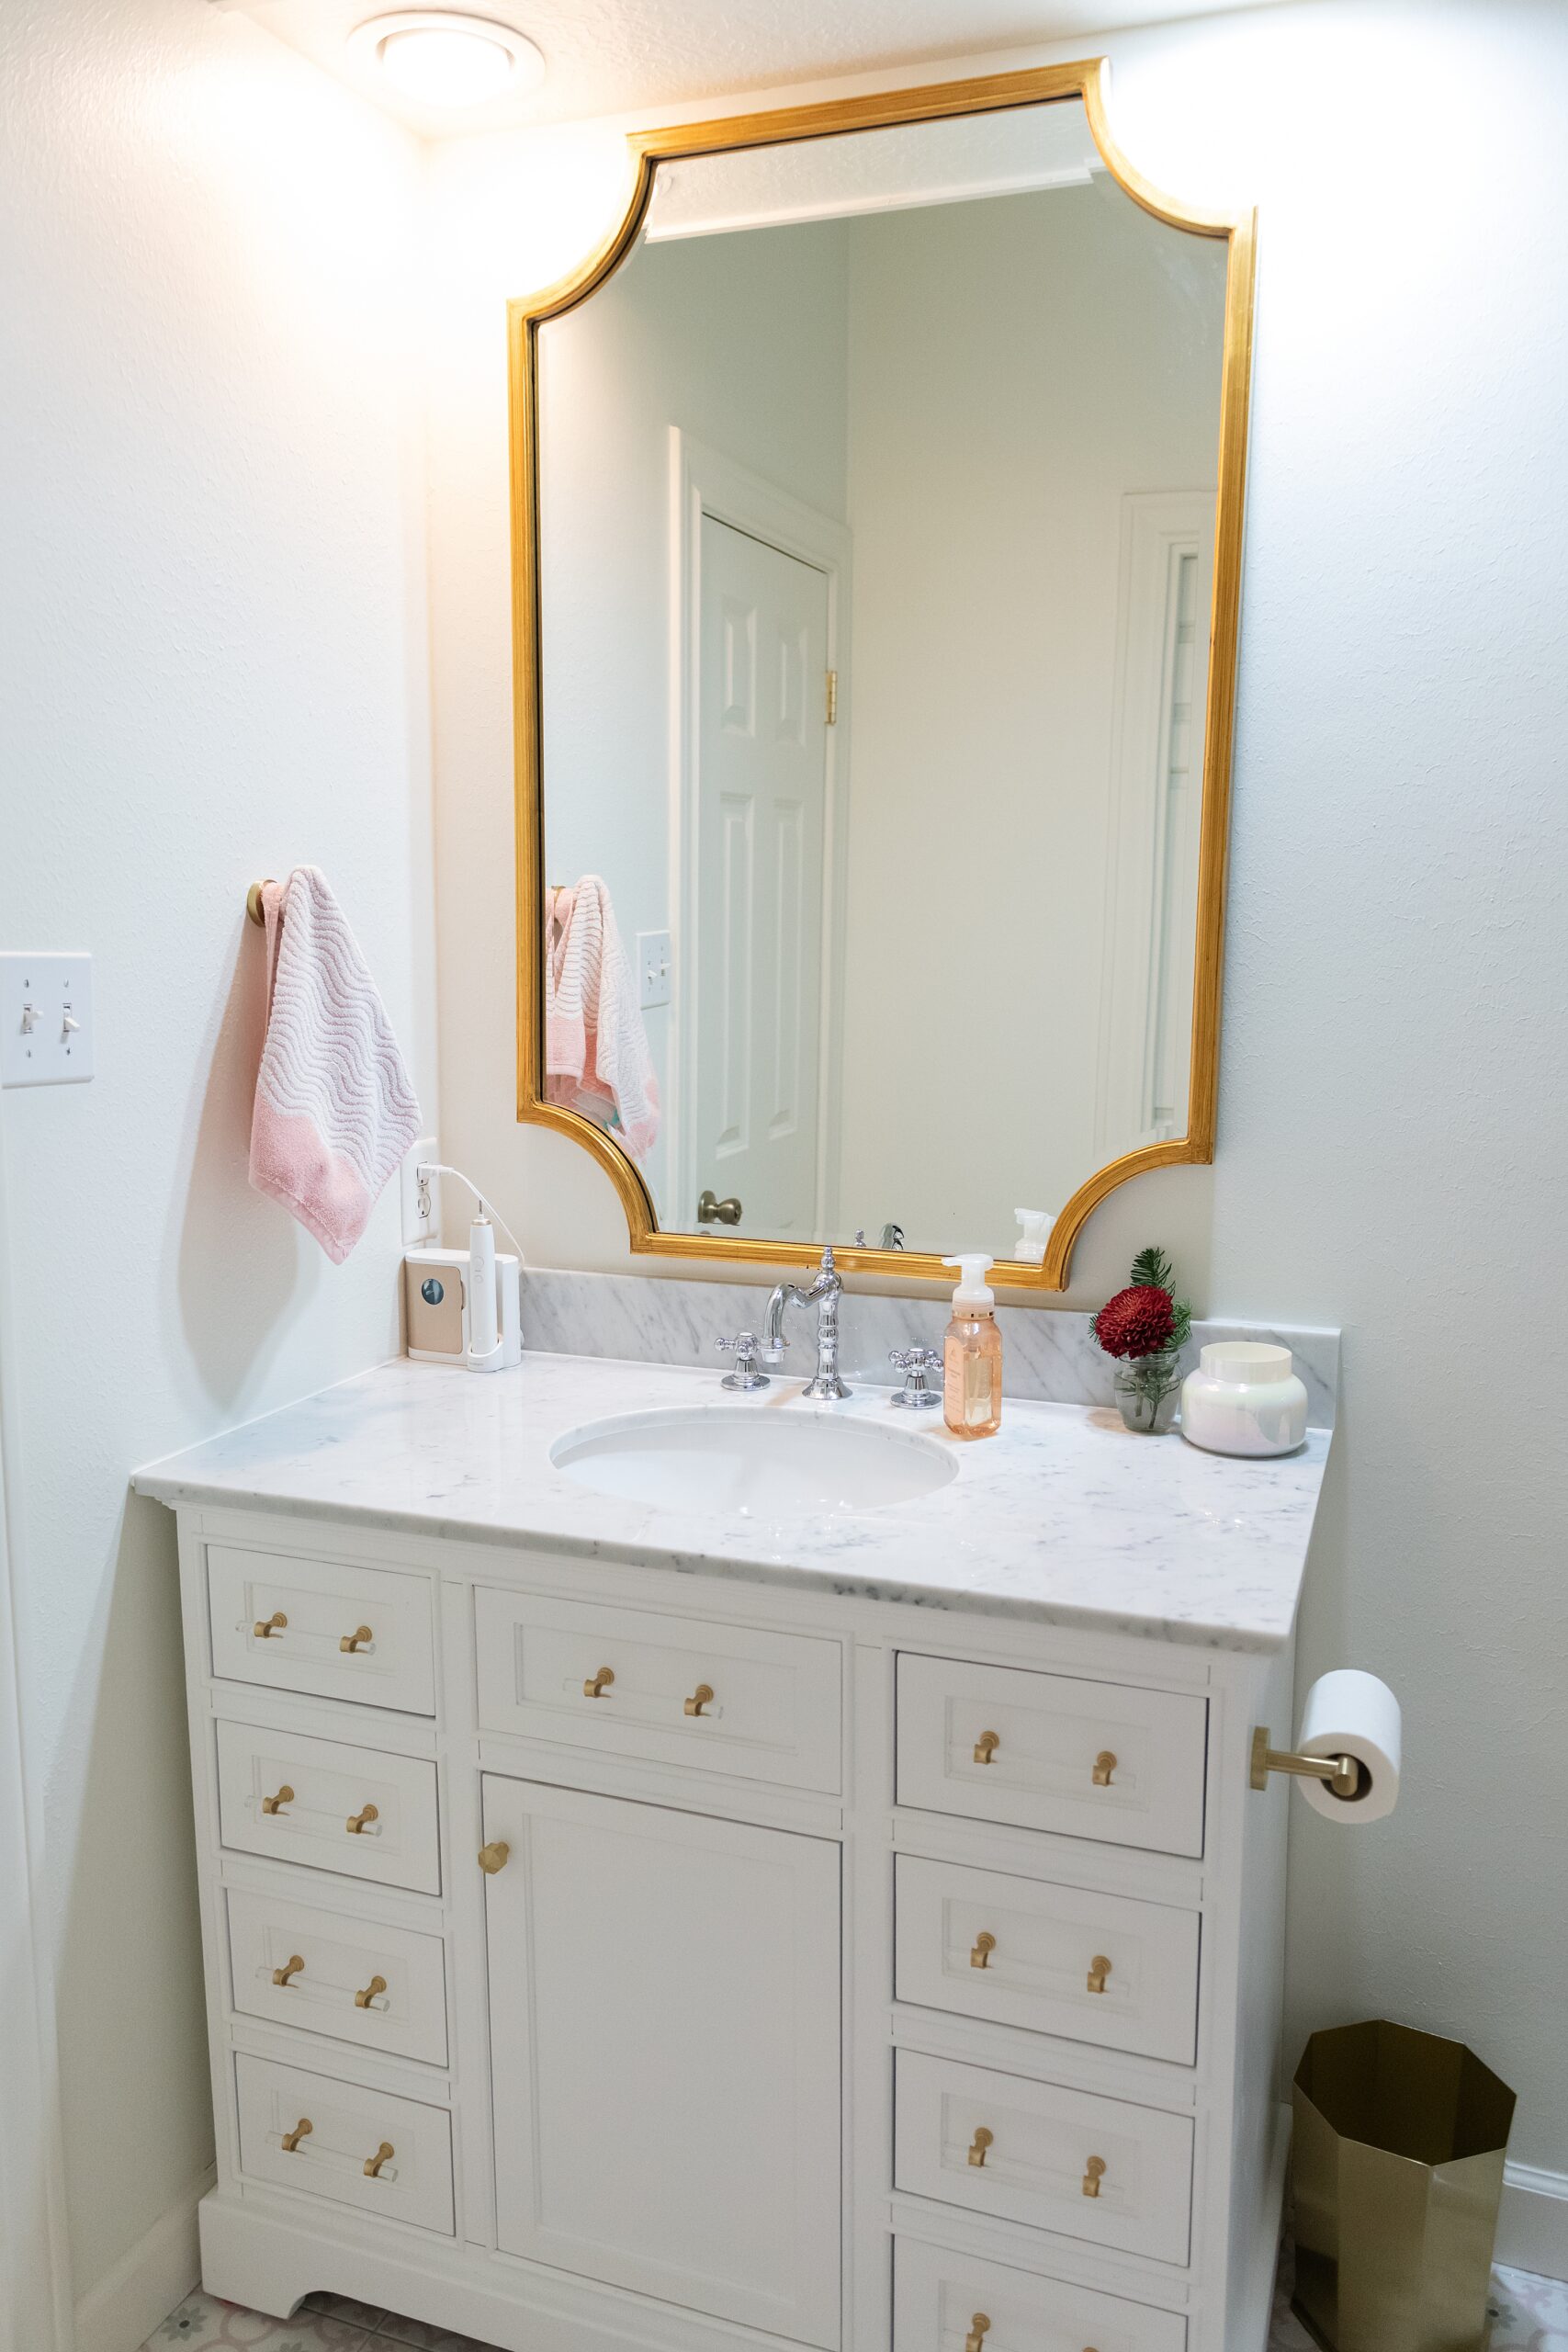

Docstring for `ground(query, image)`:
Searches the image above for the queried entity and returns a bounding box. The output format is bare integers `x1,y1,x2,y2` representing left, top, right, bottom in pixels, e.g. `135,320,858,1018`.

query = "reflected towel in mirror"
545,876,660,1159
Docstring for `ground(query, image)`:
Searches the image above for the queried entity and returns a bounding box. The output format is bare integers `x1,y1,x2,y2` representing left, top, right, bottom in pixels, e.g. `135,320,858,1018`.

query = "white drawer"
226,1886,448,2065
474,1588,841,1793
895,1853,1201,2064
894,2235,1186,2352
216,1719,441,1895
894,2050,1193,2267
208,1544,435,1715
235,2052,454,2235
897,1655,1207,1858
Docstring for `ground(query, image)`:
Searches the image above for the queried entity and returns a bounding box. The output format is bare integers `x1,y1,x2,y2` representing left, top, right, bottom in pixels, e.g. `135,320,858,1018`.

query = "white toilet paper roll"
1296,1668,1402,1823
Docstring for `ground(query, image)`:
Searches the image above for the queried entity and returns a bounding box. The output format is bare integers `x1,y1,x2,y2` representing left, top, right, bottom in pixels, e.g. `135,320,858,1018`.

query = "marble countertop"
133,1352,1329,1652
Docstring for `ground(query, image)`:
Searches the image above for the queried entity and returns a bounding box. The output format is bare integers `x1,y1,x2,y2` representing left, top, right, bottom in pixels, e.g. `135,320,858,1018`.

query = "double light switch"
1,955,94,1086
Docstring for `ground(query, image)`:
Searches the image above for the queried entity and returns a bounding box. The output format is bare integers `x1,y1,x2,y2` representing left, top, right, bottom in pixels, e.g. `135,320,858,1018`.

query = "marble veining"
135,1349,1329,1652
518,1267,1341,1429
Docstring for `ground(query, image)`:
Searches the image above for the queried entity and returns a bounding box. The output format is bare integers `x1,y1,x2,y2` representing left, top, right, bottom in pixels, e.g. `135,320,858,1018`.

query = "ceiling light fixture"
348,11,545,109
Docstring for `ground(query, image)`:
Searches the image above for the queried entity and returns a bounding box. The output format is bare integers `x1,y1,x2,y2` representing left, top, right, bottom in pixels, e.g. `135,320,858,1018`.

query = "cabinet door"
482,1776,840,2349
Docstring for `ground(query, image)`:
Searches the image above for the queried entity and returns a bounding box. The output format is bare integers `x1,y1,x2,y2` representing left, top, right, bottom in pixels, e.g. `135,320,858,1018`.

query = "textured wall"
429,0,1568,2173
0,0,434,2305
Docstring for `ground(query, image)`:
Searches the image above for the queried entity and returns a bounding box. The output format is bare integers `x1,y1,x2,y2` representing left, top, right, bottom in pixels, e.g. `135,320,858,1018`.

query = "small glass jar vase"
1112,1348,1182,1434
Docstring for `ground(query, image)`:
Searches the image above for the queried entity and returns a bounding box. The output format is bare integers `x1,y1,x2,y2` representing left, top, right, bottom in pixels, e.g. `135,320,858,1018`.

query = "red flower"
1093,1283,1176,1361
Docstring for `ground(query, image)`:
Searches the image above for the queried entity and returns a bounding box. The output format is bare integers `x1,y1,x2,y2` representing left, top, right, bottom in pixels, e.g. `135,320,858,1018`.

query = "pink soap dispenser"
941,1254,1002,1440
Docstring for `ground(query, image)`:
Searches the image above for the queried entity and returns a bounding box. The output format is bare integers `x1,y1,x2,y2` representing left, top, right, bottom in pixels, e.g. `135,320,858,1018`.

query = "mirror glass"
536,96,1229,1263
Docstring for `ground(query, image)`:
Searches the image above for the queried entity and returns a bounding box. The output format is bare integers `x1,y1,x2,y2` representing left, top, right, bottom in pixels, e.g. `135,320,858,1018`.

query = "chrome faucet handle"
889,1346,943,1408
716,1331,770,1392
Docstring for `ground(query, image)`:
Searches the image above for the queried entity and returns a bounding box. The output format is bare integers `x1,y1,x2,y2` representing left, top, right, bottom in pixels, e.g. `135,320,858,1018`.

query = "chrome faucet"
764,1244,850,1399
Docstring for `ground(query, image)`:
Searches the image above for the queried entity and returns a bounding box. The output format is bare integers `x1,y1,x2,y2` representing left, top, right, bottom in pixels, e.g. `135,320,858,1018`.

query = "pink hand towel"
249,867,421,1263
544,875,660,1159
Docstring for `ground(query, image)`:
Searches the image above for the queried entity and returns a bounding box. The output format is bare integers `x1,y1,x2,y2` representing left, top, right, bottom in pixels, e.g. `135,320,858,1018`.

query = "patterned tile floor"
142,2256,1568,2352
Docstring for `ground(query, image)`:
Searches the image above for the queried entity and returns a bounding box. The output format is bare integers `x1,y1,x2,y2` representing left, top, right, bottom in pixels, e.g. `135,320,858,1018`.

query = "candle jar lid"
1198,1341,1293,1385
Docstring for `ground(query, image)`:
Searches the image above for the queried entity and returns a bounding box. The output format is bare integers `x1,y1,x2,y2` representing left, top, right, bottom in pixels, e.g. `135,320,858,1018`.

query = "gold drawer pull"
271,1954,305,1987
253,1611,287,1639
478,1840,511,1874
583,1666,615,1698
683,1682,715,1717
339,1625,373,1654
1087,1954,1111,1995
363,2141,394,2178
281,2118,312,2154
345,1803,379,1835
1093,1749,1117,1786
261,1784,294,1815
355,1974,388,2009
967,2126,993,2168
970,1932,996,1970
1083,2154,1107,2198
965,2319,990,2352
973,1728,1000,1765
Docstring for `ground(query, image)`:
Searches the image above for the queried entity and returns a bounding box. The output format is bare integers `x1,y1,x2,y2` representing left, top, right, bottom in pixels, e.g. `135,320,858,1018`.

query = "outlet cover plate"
401,1136,439,1246
1,954,95,1086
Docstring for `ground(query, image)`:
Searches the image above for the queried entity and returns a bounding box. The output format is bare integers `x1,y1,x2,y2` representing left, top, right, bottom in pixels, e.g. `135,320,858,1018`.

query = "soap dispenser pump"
941,1254,1002,1440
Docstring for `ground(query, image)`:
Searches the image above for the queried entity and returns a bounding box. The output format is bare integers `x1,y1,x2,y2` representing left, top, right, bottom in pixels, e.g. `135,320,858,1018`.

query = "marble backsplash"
521,1268,1340,1429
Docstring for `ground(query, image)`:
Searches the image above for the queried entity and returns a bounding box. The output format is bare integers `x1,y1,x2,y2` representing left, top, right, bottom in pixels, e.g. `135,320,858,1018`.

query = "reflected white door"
693,516,829,1235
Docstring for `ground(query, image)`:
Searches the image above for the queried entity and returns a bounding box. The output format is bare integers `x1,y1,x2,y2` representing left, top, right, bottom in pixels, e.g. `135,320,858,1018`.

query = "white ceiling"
228,0,1283,140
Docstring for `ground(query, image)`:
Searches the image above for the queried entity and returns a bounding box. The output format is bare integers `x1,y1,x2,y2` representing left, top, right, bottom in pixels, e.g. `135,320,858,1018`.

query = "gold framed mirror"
510,60,1255,1290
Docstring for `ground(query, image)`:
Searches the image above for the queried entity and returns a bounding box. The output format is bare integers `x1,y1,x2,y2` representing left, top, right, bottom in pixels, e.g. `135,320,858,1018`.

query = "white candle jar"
1180,1341,1308,1457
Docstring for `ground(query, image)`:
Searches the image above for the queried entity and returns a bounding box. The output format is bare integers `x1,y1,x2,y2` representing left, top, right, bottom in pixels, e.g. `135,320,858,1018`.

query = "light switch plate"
1,954,95,1086
637,929,671,1011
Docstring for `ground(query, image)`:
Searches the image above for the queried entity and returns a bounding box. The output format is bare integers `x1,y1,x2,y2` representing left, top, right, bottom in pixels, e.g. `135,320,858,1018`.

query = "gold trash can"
1292,2019,1516,2352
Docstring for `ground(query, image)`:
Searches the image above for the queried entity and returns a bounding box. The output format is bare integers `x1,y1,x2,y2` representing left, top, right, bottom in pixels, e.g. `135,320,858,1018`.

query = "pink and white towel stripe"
544,875,660,1160
249,866,421,1263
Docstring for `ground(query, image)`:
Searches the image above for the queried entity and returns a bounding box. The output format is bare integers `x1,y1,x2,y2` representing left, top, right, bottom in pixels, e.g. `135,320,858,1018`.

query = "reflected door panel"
693,517,829,1236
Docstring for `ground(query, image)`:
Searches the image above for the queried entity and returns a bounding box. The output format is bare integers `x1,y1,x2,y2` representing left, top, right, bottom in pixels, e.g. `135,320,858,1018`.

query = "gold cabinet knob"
271,1954,305,1987
683,1683,715,1717
345,1803,379,1835
478,1840,511,1874
261,1784,294,1815
1087,1954,1111,1995
1083,2154,1107,2198
974,1729,1000,1765
965,2319,991,2352
355,1974,388,2009
363,2141,394,2178
970,1932,997,1971
583,1666,615,1698
967,2126,994,2168
339,1625,373,1654
1093,1749,1117,1786
280,2118,312,2154
253,1611,287,1639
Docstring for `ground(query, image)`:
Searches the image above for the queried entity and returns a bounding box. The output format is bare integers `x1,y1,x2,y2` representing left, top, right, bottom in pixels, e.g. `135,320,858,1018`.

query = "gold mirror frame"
509,59,1256,1291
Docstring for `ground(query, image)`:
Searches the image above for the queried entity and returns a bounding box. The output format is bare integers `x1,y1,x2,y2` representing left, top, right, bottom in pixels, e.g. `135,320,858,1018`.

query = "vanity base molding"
167,1501,1299,2352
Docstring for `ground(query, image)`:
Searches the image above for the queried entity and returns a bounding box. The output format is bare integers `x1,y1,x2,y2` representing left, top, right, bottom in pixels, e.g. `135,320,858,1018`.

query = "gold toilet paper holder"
1250,1726,1363,1800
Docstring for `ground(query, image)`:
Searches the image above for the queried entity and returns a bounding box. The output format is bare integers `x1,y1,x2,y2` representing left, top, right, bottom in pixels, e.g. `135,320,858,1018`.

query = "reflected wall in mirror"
513,65,1254,1288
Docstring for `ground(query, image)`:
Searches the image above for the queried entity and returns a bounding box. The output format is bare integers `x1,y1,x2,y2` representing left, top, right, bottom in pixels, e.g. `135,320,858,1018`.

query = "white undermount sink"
550,1404,958,1518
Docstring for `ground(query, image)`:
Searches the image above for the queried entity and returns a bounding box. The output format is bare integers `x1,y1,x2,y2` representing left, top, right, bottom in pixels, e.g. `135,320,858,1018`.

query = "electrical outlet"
637,929,671,1011
1,954,95,1087
401,1136,439,1245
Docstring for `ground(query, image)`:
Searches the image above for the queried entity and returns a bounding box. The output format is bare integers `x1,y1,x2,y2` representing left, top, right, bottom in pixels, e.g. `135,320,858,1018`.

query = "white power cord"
416,1163,525,1264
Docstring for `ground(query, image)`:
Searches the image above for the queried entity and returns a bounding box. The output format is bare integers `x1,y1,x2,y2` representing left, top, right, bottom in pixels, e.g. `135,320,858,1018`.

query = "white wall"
536,220,850,1213
428,0,1568,2184
0,0,435,2319
833,182,1224,1248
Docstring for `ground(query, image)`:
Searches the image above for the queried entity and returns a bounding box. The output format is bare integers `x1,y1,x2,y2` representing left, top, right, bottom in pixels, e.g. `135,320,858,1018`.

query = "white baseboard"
73,2166,215,2352
1498,2161,1568,2283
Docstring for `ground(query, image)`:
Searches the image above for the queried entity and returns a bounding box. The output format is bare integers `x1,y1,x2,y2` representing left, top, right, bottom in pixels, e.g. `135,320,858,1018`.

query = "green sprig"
1129,1244,1192,1352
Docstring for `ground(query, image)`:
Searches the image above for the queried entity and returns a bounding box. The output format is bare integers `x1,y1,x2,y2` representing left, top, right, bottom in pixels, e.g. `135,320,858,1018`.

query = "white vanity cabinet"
160,1491,1300,2352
